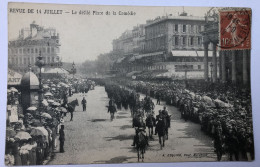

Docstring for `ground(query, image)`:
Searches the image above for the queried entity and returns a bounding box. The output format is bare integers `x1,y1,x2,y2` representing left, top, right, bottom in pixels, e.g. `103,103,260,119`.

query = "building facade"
144,13,208,60
8,21,61,73
112,12,216,79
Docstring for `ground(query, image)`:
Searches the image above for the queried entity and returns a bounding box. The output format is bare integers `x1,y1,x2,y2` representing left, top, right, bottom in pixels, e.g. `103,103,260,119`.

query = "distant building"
112,12,215,79
8,21,61,73
112,29,133,59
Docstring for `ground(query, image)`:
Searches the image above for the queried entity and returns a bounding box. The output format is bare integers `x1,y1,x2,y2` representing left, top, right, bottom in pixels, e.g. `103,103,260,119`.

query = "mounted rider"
162,106,171,128
132,116,148,147
155,110,164,135
145,112,156,138
143,96,154,114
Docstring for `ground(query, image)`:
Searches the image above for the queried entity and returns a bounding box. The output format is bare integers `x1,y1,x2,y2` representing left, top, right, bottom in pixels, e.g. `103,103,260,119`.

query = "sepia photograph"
5,2,254,165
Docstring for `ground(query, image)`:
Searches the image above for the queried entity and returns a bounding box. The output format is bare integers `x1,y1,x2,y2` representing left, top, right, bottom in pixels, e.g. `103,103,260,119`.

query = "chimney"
30,21,38,37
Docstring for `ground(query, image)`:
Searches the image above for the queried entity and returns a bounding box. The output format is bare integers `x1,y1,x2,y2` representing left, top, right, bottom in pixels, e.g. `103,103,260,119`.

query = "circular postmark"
205,7,251,50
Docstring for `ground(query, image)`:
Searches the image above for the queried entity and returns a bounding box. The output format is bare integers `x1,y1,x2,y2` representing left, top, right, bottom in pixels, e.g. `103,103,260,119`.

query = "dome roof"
21,71,39,89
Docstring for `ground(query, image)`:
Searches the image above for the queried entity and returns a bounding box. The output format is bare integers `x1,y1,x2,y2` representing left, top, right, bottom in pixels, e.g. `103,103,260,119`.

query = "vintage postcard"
6,3,253,165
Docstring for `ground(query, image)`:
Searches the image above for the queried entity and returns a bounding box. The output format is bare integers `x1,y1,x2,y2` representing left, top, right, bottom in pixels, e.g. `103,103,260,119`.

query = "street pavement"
48,86,226,165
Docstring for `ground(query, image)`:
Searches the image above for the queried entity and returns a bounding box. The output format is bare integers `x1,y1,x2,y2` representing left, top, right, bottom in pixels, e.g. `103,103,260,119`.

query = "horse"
136,129,148,162
145,114,156,139
67,99,79,121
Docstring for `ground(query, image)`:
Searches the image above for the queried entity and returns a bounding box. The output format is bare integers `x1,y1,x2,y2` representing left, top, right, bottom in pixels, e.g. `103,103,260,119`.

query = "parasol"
44,92,53,96
42,99,49,106
59,107,67,113
41,113,52,119
10,87,18,92
27,106,37,111
6,128,16,138
33,127,49,137
52,102,61,107
47,99,55,103
14,131,31,140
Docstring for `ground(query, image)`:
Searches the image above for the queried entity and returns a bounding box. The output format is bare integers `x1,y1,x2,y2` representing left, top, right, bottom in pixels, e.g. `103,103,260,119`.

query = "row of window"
175,65,202,70
130,65,167,71
9,47,57,55
174,24,204,33
146,24,205,39
145,36,203,51
9,56,56,65
173,36,203,46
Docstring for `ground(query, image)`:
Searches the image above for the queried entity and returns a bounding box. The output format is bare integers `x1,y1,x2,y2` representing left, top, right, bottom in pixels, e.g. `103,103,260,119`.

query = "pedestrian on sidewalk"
59,125,65,153
81,97,87,111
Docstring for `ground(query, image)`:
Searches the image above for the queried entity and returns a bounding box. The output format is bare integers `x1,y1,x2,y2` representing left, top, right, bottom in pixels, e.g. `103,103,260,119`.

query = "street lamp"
71,61,76,79
35,50,45,113
210,62,213,82
184,63,188,88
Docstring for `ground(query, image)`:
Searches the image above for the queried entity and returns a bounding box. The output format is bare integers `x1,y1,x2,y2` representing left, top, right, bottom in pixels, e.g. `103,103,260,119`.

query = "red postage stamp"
219,9,251,50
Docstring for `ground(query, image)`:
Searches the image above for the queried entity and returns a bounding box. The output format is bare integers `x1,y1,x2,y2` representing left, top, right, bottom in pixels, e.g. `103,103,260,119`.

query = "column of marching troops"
96,78,254,161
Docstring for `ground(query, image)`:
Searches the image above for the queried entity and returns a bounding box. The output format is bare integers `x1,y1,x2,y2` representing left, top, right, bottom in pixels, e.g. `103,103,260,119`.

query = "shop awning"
171,50,213,57
129,51,164,62
115,57,126,63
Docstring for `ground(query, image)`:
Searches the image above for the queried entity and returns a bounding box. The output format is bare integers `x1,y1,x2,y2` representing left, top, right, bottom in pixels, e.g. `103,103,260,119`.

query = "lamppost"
210,62,213,82
184,63,188,88
71,61,76,79
35,51,45,113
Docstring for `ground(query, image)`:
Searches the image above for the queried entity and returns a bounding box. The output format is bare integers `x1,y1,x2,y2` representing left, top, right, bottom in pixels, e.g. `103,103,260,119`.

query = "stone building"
8,21,61,73
113,12,215,79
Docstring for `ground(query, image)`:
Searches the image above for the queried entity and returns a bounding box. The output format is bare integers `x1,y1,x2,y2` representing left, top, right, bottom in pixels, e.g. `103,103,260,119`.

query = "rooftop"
145,15,205,27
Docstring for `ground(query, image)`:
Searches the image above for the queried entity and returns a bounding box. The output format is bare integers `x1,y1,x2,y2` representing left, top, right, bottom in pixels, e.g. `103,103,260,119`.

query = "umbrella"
6,128,16,138
33,127,48,137
51,88,56,91
30,128,45,136
27,106,37,111
42,99,49,106
41,113,52,119
52,102,61,106
43,84,49,88
44,92,53,96
18,114,24,118
59,107,67,113
14,131,31,140
10,87,18,92
47,99,55,103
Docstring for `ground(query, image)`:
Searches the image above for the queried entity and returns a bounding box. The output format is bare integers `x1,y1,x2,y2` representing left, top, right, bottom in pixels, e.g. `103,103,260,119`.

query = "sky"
8,3,211,63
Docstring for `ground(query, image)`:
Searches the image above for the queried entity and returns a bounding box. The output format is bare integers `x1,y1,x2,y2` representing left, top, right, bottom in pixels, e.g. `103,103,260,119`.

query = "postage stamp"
219,9,251,50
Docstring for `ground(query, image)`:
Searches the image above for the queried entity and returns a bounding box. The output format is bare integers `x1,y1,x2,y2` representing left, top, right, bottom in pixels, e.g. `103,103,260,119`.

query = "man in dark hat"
81,97,87,112
59,125,65,153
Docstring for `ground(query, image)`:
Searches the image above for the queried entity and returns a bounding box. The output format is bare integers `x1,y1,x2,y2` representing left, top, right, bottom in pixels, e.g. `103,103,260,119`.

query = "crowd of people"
5,77,95,166
97,77,254,161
